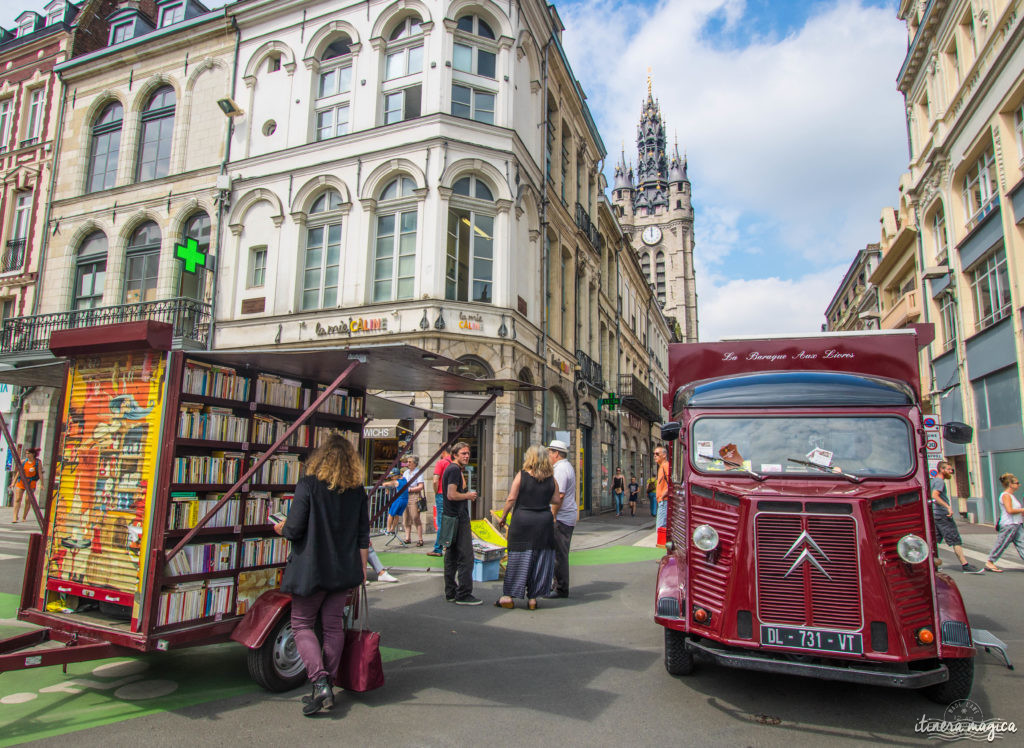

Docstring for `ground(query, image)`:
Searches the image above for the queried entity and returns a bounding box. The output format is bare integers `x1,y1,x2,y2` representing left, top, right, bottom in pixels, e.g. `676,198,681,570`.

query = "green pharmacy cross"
175,237,207,274
599,393,621,411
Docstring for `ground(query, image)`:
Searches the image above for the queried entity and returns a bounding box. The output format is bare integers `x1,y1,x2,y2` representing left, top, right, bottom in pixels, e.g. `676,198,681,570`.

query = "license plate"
760,625,863,654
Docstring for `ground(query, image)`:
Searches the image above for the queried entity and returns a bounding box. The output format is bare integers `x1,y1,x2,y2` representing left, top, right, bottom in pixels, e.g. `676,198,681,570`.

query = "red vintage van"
654,330,976,702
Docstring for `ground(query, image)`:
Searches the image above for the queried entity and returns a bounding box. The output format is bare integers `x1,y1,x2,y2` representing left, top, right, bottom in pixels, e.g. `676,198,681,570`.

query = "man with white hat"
546,439,576,598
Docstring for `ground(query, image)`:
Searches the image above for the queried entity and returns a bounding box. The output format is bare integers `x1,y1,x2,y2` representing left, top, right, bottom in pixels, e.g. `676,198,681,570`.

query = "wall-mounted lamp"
217,97,244,117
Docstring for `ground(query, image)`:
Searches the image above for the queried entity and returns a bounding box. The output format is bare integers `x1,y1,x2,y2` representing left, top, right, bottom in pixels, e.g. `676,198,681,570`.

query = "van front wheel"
923,657,974,703
664,628,694,676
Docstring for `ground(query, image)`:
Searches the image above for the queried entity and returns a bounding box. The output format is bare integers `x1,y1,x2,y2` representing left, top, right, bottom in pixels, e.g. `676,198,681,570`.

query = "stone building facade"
824,244,881,332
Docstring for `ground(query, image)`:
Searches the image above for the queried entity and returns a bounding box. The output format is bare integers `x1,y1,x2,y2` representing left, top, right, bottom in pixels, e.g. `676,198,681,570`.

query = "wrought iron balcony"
0,296,211,354
618,374,661,422
1,239,25,273
575,349,603,390
574,202,602,251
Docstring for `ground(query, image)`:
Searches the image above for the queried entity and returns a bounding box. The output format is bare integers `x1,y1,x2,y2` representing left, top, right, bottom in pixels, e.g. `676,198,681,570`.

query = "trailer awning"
0,361,68,389
364,393,453,421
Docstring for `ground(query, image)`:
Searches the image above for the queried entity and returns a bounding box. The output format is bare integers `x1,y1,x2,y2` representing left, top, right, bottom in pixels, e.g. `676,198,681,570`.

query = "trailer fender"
933,572,975,659
655,554,684,621
229,590,292,649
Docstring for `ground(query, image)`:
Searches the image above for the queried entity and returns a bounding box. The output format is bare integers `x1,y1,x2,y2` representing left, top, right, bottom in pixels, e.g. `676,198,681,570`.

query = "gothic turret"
613,146,633,191
668,141,687,185
634,85,669,212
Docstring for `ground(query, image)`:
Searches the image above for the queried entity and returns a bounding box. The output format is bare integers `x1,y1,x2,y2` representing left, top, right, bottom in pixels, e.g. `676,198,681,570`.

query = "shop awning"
364,393,453,421
0,361,69,389
362,419,410,440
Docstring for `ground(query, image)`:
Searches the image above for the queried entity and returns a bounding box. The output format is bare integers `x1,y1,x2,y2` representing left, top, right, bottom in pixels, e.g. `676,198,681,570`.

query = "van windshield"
691,416,914,478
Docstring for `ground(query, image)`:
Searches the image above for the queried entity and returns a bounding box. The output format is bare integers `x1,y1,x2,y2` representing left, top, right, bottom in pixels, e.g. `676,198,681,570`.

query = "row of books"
165,541,237,577
249,453,301,485
168,492,240,530
156,578,234,626
178,405,250,442
182,361,251,401
252,414,310,447
316,385,364,418
241,536,291,567
173,452,244,485
245,491,294,526
256,373,309,409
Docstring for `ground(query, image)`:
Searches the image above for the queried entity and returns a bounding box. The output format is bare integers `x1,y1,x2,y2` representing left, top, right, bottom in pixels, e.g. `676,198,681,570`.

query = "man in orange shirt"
655,446,670,530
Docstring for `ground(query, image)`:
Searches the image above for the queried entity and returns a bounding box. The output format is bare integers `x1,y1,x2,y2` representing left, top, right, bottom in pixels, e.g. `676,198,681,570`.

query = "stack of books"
245,491,294,525
314,427,360,449
157,577,235,625
256,373,308,409
168,492,240,530
251,414,309,447
172,451,244,484
182,361,250,401
250,453,301,485
316,386,363,417
241,536,290,567
165,541,237,576
178,405,249,442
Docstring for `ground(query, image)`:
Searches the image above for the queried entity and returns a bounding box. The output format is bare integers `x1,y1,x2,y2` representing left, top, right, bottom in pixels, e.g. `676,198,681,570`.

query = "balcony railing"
575,349,603,390
0,296,211,354
618,374,661,422
574,202,603,252
1,238,25,273
880,289,921,330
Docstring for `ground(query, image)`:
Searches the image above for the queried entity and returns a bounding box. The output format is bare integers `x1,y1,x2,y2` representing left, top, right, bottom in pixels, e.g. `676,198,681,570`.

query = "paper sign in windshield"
697,441,714,459
807,447,833,467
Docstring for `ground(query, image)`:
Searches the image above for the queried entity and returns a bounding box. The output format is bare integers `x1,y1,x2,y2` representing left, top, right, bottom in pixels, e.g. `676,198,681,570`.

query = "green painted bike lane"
0,593,419,747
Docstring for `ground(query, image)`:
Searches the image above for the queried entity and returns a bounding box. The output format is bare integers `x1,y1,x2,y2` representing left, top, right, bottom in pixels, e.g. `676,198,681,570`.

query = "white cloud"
560,0,908,339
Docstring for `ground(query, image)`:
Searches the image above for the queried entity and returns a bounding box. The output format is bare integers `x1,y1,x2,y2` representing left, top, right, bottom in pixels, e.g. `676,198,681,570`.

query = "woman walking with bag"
274,433,369,716
985,472,1024,572
495,444,562,610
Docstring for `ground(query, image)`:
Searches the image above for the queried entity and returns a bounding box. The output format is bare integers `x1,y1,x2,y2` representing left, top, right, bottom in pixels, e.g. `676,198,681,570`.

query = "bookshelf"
154,356,364,630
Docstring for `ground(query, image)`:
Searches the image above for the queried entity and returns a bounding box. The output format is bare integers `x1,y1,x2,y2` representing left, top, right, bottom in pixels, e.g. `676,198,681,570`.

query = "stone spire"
633,83,669,212
613,142,633,191
668,137,688,184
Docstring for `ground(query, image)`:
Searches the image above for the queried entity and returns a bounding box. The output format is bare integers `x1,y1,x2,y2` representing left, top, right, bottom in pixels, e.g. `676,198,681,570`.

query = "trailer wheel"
247,616,307,692
665,628,694,676
923,657,974,704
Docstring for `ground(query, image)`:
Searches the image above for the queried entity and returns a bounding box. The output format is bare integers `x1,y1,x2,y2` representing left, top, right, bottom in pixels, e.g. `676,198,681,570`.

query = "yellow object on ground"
471,519,506,547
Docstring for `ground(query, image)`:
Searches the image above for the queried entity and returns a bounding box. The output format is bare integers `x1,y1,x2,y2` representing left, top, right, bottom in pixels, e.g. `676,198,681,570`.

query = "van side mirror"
943,421,973,444
660,421,681,441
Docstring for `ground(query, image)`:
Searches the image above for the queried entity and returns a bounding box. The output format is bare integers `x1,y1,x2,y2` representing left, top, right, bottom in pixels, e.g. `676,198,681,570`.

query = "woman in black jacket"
274,433,369,716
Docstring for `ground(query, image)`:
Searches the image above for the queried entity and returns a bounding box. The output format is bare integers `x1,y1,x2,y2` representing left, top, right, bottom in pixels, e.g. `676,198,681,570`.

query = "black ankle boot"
302,675,334,716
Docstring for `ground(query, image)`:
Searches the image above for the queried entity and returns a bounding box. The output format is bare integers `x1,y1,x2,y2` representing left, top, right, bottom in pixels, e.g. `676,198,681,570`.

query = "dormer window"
16,15,37,37
159,3,184,27
111,22,133,44
46,3,65,26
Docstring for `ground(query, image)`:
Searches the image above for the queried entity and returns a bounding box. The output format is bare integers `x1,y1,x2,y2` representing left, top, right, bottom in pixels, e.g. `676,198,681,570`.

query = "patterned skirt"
502,548,555,600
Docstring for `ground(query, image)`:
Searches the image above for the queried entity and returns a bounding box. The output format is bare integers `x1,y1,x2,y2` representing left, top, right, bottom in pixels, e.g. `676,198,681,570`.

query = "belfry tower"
611,81,699,342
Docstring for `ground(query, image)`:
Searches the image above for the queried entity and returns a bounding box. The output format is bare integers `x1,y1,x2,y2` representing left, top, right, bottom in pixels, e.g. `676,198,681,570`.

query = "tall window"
451,84,494,124
971,248,1011,330
315,37,353,141
372,177,417,302
939,292,957,350
23,88,43,146
382,15,423,125
452,15,496,78
177,212,210,300
655,251,666,304
0,99,11,152
247,246,267,288
640,252,651,285
301,190,342,310
560,129,570,203
137,86,175,181
123,222,161,304
545,105,556,183
87,102,122,192
445,176,494,303
931,203,949,260
962,147,997,225
11,192,31,242
73,232,107,310
1015,103,1024,162
111,22,131,44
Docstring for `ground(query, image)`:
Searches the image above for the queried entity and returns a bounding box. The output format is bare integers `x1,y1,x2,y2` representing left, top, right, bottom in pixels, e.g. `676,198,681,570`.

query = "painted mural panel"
44,351,166,612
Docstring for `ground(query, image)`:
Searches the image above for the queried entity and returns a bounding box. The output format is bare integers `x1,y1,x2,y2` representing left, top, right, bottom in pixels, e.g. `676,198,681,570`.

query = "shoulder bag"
336,583,385,692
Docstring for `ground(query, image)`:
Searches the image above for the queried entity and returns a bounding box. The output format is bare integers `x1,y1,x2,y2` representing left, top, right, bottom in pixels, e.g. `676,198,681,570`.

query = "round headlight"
897,533,929,564
692,524,720,551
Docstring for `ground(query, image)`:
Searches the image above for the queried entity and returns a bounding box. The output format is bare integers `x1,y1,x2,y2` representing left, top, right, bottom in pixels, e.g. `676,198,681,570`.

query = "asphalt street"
0,510,1022,747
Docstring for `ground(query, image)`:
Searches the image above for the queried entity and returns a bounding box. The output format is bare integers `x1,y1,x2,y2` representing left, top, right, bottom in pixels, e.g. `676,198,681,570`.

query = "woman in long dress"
496,444,562,610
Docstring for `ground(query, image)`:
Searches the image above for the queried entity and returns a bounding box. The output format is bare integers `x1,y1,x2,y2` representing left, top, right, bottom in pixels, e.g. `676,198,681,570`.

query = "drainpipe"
208,14,242,350
539,36,552,441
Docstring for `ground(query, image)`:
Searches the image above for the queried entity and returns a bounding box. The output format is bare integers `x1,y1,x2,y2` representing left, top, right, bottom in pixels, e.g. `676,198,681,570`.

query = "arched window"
315,37,353,141
372,177,417,302
87,102,122,192
640,252,651,285
516,368,533,407
446,176,494,303
136,86,175,181
451,16,497,124
123,221,161,304
931,202,949,260
382,15,423,124
450,356,492,380
73,231,107,310
655,250,666,304
545,389,567,443
177,212,210,300
302,189,343,310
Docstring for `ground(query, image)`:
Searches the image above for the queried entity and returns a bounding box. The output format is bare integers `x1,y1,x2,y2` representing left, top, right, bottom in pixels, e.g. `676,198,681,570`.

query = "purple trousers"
290,588,349,682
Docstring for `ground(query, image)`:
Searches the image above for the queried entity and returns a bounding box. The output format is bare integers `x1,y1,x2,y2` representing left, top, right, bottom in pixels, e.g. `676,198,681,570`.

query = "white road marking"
958,547,1024,570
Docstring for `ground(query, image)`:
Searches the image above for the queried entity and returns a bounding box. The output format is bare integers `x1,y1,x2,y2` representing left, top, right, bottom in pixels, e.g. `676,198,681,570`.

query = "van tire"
664,628,694,676
923,657,974,703
247,615,307,692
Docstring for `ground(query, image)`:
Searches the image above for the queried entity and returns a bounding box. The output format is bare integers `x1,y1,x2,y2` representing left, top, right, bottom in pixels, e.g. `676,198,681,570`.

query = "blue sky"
0,0,908,339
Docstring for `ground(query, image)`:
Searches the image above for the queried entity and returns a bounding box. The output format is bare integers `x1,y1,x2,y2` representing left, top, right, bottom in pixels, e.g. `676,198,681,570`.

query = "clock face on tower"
641,226,663,245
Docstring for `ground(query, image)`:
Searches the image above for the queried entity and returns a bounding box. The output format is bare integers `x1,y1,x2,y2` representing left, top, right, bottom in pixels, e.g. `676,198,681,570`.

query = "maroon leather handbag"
336,584,385,692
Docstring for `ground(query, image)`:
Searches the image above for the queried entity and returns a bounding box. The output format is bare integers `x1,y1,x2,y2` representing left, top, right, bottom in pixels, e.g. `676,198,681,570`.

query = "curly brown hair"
304,432,364,491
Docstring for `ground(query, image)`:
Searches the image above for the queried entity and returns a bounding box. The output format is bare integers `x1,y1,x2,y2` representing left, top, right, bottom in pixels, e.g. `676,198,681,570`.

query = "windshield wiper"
786,457,863,484
720,457,767,482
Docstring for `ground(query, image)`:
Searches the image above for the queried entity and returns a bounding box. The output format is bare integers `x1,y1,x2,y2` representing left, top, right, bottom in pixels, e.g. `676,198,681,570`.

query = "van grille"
688,500,740,613
755,513,861,629
871,500,933,638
